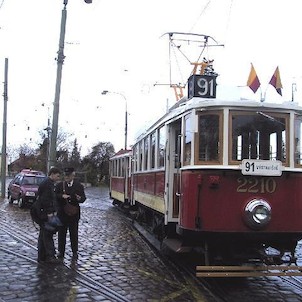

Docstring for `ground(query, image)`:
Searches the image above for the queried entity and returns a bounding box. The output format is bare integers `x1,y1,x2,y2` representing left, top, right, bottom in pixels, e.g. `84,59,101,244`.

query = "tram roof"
110,148,132,160
134,96,302,144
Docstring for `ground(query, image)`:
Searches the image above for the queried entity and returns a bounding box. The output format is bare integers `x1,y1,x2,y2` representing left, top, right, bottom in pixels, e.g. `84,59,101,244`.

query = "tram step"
196,265,302,277
162,238,192,253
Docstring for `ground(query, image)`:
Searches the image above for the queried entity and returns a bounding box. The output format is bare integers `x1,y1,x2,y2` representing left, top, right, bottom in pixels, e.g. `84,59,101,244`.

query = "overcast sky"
0,0,301,158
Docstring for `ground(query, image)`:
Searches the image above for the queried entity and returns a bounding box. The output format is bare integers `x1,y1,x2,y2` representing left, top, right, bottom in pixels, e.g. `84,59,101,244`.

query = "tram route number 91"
237,177,276,193
188,74,217,99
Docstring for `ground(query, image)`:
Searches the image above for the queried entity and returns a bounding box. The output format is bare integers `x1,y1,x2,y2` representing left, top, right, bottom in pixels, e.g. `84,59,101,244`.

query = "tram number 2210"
237,177,276,193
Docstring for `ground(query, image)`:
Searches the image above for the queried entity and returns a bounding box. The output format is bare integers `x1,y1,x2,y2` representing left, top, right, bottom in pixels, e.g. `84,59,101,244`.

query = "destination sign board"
241,159,282,176
188,74,217,99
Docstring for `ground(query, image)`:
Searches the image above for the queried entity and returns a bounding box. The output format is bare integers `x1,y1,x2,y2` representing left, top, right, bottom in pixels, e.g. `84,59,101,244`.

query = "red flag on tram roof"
269,66,283,96
247,63,261,93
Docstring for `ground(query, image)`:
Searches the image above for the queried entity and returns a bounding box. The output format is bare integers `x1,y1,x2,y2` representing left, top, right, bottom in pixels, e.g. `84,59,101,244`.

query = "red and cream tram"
109,45,302,276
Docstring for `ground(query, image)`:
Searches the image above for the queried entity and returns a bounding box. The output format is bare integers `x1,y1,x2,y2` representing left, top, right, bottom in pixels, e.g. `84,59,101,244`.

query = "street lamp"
48,0,92,169
101,90,128,150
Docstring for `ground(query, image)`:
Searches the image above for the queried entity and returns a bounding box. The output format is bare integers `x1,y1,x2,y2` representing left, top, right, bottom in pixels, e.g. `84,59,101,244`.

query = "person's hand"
62,194,70,200
75,194,81,201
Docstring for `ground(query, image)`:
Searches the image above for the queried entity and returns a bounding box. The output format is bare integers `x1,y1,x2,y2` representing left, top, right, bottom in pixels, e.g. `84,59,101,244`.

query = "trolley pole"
1,58,8,198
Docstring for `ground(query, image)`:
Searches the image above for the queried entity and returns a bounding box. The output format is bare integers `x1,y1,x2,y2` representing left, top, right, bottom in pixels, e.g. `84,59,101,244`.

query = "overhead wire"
188,0,211,33
0,0,4,10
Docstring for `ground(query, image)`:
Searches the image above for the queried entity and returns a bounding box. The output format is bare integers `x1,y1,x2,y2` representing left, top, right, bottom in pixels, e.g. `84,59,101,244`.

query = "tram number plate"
241,159,282,176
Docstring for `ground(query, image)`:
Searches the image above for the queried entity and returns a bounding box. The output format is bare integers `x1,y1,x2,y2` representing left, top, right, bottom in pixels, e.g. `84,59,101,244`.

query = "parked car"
8,170,46,208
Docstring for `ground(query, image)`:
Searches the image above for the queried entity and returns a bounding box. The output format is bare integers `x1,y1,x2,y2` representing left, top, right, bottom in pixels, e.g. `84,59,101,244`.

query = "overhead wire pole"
48,0,68,170
48,0,92,170
1,58,8,198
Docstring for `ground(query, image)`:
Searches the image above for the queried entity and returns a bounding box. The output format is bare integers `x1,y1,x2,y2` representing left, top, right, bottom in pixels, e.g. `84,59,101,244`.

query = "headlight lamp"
244,199,271,230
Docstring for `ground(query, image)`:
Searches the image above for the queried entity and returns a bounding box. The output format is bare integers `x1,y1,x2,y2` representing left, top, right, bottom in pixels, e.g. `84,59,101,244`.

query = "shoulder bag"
63,181,79,216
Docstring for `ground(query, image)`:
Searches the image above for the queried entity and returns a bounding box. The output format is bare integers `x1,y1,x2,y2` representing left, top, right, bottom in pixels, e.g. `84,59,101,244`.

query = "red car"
8,170,46,208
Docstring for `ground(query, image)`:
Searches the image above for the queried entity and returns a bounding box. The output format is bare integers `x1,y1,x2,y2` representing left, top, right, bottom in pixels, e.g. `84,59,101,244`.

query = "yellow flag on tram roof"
247,63,261,93
269,66,283,96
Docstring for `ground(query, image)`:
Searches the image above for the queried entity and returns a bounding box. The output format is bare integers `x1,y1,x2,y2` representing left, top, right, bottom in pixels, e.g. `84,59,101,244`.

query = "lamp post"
48,0,92,169
101,90,128,150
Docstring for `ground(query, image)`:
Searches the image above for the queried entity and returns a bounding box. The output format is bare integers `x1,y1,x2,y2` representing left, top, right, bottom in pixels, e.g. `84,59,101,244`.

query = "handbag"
64,202,79,216
63,181,79,216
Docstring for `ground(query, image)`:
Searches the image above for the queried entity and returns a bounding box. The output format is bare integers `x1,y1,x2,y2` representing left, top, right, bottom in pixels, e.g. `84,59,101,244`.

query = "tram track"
279,275,302,292
113,205,302,302
112,206,227,302
0,219,130,302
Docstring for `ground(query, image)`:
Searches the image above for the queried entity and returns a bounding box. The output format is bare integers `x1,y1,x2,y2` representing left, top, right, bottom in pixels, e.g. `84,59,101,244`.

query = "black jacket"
37,177,57,215
55,180,86,222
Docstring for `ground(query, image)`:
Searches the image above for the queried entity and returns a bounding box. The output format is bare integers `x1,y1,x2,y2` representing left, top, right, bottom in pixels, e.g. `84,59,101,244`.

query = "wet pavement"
0,183,217,302
1,182,302,302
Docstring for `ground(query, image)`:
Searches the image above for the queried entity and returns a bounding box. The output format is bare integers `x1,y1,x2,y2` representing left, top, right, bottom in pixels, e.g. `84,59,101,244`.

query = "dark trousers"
38,227,56,261
58,220,79,256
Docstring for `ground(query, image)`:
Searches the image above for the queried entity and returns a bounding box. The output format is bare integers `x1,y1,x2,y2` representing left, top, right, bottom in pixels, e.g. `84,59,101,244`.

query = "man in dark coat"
37,167,62,264
56,167,86,261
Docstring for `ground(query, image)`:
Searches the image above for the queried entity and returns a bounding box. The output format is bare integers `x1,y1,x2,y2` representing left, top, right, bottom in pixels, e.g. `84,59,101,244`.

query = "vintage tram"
109,35,302,276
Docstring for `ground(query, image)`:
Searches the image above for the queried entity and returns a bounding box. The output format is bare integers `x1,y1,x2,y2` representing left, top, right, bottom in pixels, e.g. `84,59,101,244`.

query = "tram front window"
231,112,287,162
198,114,220,162
295,115,302,165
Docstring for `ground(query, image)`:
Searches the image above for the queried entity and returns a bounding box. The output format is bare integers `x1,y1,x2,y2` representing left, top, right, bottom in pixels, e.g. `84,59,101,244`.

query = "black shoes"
45,256,61,264
57,252,64,260
72,253,78,261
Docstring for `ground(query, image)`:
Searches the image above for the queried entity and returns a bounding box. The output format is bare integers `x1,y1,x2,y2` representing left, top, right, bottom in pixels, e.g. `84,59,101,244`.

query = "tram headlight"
244,199,271,230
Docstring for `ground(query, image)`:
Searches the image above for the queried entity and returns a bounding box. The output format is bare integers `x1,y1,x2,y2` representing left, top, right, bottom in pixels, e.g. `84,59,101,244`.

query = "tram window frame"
184,114,193,166
196,111,222,164
150,131,156,169
294,114,302,166
158,126,165,168
229,111,289,165
143,137,149,171
132,145,138,172
138,141,143,171
113,160,117,177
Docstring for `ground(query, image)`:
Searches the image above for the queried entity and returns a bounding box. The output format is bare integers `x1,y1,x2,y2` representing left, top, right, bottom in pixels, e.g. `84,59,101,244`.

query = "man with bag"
37,167,62,264
56,167,86,261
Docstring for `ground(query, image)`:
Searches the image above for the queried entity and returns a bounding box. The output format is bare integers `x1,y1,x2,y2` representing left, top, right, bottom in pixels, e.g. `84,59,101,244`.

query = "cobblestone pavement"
1,183,302,302
0,184,218,302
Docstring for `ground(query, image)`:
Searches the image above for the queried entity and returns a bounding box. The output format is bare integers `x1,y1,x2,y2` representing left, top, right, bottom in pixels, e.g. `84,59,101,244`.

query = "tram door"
166,119,182,222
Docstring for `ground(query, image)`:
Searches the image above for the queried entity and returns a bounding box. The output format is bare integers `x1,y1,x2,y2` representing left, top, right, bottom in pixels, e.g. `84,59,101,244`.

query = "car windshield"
22,176,46,185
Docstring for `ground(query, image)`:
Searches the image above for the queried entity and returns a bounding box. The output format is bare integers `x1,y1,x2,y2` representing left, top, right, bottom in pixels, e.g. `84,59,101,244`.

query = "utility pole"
48,1,68,169
1,58,8,198
48,0,92,169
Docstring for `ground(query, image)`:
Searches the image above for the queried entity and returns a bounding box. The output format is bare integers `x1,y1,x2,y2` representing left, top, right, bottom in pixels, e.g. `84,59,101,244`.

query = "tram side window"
144,138,149,170
184,114,192,165
121,158,125,177
151,132,156,169
158,126,165,168
231,112,287,162
118,159,122,177
295,116,302,165
111,160,114,176
139,142,143,171
133,145,138,172
114,160,118,176
198,114,220,162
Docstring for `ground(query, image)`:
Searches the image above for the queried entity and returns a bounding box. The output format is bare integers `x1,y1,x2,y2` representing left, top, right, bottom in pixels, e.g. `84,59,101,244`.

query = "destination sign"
241,159,282,176
188,74,217,99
